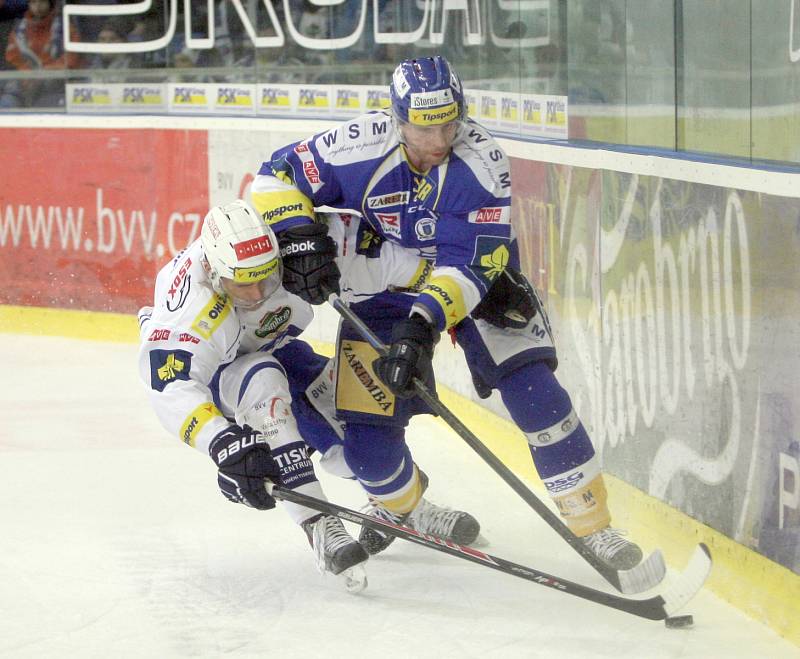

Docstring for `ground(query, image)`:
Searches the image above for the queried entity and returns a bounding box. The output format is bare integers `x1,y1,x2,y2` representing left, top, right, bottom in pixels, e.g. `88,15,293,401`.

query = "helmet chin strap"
201,255,226,297
390,113,407,146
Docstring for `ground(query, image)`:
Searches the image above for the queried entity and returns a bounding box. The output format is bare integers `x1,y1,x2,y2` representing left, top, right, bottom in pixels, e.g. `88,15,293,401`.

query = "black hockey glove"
471,268,537,330
373,315,438,399
208,425,281,510
278,223,341,305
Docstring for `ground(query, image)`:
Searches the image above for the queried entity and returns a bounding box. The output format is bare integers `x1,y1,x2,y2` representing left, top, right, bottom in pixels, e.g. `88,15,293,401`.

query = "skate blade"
339,563,368,594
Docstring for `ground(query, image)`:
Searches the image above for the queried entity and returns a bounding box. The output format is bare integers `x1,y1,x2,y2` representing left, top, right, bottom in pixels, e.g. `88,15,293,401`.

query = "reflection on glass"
678,0,751,159
0,0,796,165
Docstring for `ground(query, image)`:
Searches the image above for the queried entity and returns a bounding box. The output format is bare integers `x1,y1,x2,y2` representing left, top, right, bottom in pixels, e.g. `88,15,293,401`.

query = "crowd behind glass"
1,0,798,165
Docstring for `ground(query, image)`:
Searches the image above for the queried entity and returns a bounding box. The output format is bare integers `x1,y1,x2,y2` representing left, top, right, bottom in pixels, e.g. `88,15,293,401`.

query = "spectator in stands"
0,0,28,70
0,0,82,108
127,5,166,68
90,18,137,73
67,0,116,43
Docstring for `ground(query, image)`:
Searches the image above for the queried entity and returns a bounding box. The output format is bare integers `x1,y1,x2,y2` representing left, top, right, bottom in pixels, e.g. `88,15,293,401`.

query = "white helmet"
200,199,282,306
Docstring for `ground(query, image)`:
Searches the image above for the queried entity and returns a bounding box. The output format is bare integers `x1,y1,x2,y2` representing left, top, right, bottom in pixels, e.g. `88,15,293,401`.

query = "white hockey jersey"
138,216,429,455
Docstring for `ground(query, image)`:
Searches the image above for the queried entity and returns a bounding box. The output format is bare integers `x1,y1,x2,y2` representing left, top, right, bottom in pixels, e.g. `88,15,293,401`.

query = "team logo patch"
472,236,512,281
256,306,292,338
149,349,193,392
414,217,436,241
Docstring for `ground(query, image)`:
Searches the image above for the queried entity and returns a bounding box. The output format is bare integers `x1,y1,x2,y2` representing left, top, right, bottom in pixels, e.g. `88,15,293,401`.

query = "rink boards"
0,115,798,645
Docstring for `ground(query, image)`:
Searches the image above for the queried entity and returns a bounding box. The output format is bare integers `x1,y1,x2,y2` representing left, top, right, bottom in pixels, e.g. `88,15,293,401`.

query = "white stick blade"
618,549,667,594
661,544,713,616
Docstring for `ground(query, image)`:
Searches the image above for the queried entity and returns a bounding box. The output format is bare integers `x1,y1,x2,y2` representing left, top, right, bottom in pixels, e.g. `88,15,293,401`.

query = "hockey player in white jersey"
138,199,370,587
251,56,643,570
138,198,481,587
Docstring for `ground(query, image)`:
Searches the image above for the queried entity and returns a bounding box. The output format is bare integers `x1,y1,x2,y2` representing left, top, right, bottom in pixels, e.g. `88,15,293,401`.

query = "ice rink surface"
2,334,798,659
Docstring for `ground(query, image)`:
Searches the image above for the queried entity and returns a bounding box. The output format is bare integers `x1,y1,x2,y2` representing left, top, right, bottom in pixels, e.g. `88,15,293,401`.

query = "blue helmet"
390,56,466,126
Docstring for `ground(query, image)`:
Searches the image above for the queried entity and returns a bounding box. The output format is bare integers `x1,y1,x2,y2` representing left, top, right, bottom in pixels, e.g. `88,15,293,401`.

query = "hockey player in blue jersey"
251,56,642,570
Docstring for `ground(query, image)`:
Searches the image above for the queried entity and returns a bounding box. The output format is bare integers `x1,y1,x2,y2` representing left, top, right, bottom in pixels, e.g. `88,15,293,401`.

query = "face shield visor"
220,257,283,309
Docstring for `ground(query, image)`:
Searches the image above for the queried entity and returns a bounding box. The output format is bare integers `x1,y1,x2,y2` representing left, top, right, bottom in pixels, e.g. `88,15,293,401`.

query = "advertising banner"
168,84,213,113
66,83,168,114
2,120,797,577
211,84,257,115
64,81,568,141
0,128,209,313
511,158,800,575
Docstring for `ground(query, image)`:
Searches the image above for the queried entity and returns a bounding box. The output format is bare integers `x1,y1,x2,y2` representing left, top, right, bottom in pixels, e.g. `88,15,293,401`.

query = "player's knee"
499,361,573,431
343,423,407,482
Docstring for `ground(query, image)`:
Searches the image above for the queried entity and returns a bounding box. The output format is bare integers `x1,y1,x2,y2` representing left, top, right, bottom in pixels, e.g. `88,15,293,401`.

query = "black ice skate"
359,470,481,555
582,526,643,571
303,513,369,592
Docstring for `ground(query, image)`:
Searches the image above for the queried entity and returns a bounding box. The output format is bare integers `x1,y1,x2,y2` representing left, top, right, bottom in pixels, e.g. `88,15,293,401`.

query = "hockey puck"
664,615,694,629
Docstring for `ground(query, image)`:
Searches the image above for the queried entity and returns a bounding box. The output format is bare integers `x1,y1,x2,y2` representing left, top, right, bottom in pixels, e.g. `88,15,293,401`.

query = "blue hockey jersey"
251,111,515,331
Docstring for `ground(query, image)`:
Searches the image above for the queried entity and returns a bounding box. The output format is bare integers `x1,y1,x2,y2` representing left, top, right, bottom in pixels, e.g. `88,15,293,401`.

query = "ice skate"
303,514,369,593
359,497,482,555
582,526,643,571
359,469,481,555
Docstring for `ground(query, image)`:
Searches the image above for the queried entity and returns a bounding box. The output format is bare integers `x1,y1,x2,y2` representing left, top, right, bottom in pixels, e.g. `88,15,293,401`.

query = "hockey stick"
272,485,712,621
325,292,669,595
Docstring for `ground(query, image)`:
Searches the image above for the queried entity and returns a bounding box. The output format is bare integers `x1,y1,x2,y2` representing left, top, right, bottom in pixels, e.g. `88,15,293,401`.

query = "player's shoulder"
447,119,511,200
313,111,397,163
452,119,509,171
148,241,231,339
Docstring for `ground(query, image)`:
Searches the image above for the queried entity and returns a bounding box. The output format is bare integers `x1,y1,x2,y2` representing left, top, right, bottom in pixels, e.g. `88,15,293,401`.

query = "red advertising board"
0,128,209,313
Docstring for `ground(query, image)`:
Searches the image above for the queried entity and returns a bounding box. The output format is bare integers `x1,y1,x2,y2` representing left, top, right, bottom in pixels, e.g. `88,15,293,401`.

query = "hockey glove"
471,268,537,330
208,425,281,510
278,223,341,305
373,315,438,399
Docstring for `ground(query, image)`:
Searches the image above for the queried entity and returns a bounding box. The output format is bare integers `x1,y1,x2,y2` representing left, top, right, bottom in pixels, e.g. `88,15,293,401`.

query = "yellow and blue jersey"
252,110,515,331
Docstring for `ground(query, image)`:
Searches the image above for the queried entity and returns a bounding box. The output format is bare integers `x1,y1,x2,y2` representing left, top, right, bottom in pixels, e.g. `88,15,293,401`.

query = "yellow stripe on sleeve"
422,275,468,329
180,403,224,447
251,188,314,226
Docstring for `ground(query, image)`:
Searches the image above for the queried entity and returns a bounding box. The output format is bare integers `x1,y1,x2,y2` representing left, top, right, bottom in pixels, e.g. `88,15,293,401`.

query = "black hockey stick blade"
325,292,667,594
272,485,712,621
